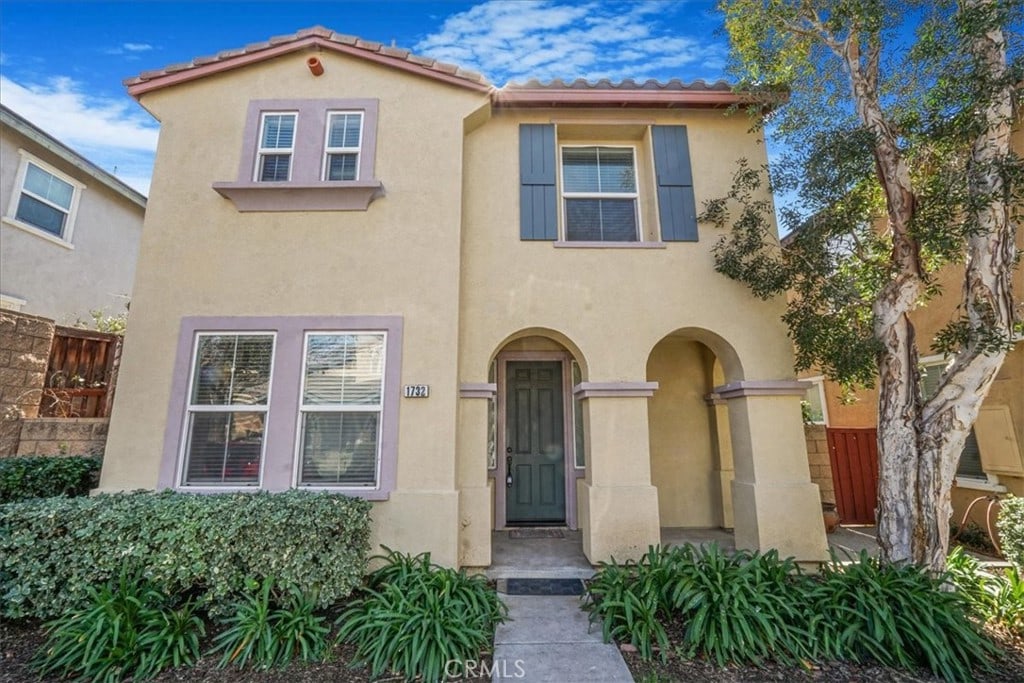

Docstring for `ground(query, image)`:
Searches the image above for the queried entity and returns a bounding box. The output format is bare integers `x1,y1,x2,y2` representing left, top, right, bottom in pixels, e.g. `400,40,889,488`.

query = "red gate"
827,427,879,525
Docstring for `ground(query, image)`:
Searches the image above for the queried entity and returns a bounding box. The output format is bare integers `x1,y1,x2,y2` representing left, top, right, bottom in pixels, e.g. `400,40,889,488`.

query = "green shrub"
0,455,100,502
212,576,331,669
1,490,371,619
949,546,1024,636
34,564,204,682
337,547,507,682
997,495,1024,571
808,551,995,681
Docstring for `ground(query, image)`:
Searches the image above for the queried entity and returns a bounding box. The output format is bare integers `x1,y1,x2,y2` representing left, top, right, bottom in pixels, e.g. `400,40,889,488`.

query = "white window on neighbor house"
4,151,84,244
561,146,639,242
254,112,297,182
296,332,385,487
802,377,829,425
322,111,363,181
180,333,275,486
920,360,988,484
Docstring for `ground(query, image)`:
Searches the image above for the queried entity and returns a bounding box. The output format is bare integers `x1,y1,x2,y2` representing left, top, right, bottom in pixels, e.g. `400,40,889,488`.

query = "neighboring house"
98,26,829,568
0,104,146,323
800,122,1024,527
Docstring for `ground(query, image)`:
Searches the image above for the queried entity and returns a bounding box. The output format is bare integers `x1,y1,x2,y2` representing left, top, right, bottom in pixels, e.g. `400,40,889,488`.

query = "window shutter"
652,125,698,242
519,124,557,240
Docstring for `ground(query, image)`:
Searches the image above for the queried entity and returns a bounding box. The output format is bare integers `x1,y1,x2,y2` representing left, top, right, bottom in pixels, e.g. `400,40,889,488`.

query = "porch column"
456,383,496,567
716,380,829,562
706,393,735,528
576,382,661,563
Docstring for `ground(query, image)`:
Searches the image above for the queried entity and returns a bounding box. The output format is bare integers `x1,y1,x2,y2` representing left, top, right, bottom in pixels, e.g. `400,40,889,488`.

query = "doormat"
506,578,585,596
509,529,565,539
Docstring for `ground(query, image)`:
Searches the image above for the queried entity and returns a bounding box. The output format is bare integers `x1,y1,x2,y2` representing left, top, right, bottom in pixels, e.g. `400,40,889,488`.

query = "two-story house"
0,104,146,323
97,26,828,568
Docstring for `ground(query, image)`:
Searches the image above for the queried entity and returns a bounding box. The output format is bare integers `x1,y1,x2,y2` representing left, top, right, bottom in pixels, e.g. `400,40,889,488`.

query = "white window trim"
177,331,277,490
321,111,363,181
955,474,1006,492
559,144,642,242
803,375,829,426
293,331,386,490
3,149,84,247
0,293,28,312
253,112,297,182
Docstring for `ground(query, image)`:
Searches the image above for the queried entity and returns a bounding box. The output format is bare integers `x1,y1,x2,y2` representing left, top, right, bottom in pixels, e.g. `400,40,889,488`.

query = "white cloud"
416,0,727,84
123,43,153,52
0,75,156,194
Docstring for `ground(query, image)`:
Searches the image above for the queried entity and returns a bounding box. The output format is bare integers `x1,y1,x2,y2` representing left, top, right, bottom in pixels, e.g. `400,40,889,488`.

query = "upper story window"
4,150,84,245
212,99,381,212
255,113,296,182
323,112,363,181
562,146,639,242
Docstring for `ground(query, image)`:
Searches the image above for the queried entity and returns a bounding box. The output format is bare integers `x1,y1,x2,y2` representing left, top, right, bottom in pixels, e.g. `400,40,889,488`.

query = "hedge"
0,455,101,503
0,490,372,619
998,495,1024,571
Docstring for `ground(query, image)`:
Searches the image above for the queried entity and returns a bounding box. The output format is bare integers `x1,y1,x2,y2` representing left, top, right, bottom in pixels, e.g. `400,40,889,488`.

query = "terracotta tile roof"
124,26,492,96
504,78,736,92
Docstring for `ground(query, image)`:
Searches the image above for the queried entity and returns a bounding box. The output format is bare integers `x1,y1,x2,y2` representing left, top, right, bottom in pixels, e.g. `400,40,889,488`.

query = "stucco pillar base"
579,481,660,563
717,468,735,528
370,490,460,568
458,483,493,568
731,480,828,562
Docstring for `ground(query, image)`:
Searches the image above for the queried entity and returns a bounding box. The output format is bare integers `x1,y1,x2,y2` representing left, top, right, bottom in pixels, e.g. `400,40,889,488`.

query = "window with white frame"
921,361,985,480
802,377,828,425
5,152,83,241
181,333,275,486
297,333,385,486
561,146,639,242
323,112,363,181
255,112,296,182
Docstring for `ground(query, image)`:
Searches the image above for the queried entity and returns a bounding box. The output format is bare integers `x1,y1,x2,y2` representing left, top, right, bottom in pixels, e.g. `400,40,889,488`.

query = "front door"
505,361,566,524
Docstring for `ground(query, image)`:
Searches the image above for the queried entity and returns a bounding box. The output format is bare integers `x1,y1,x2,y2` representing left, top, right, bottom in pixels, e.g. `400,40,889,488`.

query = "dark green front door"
505,361,566,524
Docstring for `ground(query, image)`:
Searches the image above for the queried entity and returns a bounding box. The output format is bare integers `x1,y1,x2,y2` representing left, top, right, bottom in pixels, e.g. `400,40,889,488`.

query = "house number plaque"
404,384,430,398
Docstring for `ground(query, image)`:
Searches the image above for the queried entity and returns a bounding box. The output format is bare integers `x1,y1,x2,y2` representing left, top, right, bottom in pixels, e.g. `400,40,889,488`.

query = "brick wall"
16,417,109,456
805,424,836,504
0,310,55,455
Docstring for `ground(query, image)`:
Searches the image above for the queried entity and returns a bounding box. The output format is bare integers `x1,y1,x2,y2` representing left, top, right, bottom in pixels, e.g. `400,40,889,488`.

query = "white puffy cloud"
415,0,726,84
0,75,156,194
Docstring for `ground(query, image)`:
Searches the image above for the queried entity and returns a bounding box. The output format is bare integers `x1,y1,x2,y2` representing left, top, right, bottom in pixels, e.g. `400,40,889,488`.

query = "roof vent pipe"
307,56,324,76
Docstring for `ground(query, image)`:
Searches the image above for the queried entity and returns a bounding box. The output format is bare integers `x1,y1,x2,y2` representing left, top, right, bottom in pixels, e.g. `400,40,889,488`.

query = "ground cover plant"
336,547,507,682
0,454,100,503
999,495,1024,571
585,543,1000,680
0,489,371,619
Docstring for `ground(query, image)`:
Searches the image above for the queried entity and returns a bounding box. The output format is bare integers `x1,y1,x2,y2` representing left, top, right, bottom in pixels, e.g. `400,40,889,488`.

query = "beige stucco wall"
0,125,142,323
99,49,487,567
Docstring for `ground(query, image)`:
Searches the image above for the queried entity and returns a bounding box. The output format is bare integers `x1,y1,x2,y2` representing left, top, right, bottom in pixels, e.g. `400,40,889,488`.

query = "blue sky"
0,1,728,194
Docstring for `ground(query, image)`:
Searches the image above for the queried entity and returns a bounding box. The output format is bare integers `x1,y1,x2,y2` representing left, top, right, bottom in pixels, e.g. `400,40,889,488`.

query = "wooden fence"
827,427,879,525
39,326,121,418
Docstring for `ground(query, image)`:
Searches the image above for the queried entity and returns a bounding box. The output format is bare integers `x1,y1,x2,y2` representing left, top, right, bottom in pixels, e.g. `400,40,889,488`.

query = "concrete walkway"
491,594,633,682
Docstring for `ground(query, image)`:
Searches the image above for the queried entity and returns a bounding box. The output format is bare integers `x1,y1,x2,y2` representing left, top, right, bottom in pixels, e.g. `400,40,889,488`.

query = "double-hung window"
297,332,385,486
5,151,83,243
255,113,296,182
181,333,275,486
561,146,639,242
323,112,363,181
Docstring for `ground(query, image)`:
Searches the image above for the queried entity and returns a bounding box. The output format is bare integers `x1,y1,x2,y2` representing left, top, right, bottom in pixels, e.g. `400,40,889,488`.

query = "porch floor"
486,526,882,579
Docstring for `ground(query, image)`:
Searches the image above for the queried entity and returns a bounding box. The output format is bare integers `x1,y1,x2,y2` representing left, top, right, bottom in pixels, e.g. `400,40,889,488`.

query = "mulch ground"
620,624,1024,682
0,619,490,683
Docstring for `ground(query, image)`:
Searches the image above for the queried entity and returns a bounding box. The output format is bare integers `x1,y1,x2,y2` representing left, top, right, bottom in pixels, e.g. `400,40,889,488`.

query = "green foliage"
212,577,331,669
0,455,101,503
947,546,1024,635
0,490,371,619
997,495,1024,571
75,307,128,335
336,547,507,682
34,564,204,682
807,551,995,681
585,544,996,679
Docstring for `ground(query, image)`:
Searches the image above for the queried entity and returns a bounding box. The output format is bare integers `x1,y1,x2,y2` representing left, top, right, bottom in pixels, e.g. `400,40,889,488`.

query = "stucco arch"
489,326,589,377
648,326,745,384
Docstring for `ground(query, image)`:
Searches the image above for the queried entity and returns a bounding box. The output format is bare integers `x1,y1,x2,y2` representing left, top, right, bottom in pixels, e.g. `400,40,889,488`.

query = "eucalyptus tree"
705,0,1021,570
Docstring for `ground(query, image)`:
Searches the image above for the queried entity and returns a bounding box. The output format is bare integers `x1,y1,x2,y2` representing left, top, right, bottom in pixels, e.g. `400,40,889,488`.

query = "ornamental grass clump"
336,547,507,682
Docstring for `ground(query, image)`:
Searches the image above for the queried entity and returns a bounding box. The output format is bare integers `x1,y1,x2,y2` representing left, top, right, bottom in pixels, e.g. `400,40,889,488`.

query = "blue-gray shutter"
652,125,698,241
519,124,557,240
